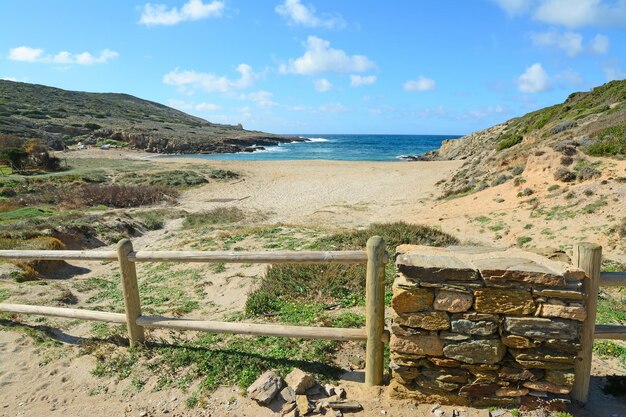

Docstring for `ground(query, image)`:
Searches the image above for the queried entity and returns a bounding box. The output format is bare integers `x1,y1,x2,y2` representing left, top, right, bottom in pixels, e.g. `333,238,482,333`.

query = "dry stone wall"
388,245,586,411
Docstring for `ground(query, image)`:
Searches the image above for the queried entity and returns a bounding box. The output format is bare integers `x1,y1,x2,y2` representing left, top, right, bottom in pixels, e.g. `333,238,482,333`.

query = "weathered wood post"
571,242,602,403
365,236,386,386
117,239,144,347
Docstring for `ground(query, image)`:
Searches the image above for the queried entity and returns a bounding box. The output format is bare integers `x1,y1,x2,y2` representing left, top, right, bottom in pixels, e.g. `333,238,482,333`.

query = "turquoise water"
163,134,461,162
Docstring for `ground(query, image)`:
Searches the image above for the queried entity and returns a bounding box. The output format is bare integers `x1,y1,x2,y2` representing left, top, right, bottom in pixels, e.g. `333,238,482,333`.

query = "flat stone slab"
504,317,579,341
443,338,506,364
395,245,585,287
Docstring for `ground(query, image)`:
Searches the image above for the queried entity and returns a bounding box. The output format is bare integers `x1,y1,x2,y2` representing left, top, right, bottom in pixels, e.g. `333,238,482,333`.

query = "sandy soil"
1,149,625,417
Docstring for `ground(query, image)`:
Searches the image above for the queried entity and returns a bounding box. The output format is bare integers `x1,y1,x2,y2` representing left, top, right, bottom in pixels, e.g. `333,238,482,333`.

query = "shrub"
134,211,165,230
491,175,511,187
517,188,534,197
551,120,576,134
553,143,577,156
547,184,560,192
69,184,177,208
577,166,601,181
585,124,626,156
511,165,524,176
496,134,522,151
207,169,240,180
560,156,574,166
554,167,576,182
516,236,532,247
245,222,459,316
183,207,245,228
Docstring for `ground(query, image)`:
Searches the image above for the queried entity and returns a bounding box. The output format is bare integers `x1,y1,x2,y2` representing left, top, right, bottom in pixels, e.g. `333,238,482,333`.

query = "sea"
166,134,461,162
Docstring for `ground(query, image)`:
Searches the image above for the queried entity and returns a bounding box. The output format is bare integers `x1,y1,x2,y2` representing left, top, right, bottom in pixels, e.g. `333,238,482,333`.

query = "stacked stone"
388,245,586,410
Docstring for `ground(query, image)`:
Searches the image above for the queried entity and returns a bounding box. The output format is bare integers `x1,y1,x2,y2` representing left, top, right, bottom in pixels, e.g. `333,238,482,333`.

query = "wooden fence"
0,240,625,400
0,237,389,386
571,243,626,403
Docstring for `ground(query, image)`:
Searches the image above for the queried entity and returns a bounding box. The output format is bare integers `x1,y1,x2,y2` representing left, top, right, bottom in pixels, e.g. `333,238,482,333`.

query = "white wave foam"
303,137,329,142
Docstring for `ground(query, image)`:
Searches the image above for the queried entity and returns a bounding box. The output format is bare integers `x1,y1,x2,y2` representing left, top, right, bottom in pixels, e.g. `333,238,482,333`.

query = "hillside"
428,79,626,198
0,80,301,153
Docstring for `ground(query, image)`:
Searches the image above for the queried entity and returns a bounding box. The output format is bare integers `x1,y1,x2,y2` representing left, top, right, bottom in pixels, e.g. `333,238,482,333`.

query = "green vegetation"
0,79,291,153
118,170,208,188
0,136,61,172
516,236,532,247
496,133,522,151
586,124,626,156
183,207,246,228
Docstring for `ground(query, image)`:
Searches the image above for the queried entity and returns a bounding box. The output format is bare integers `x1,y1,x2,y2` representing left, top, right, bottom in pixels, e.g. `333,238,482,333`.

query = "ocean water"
166,134,461,162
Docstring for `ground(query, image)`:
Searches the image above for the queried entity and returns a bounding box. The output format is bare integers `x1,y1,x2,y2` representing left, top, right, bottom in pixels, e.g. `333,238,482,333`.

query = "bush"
585,125,626,156
560,156,574,166
553,143,577,156
491,175,511,187
511,165,524,176
118,170,208,188
551,120,576,134
554,167,576,182
517,188,534,197
496,134,522,151
577,166,601,181
245,222,459,316
183,207,245,228
69,184,177,208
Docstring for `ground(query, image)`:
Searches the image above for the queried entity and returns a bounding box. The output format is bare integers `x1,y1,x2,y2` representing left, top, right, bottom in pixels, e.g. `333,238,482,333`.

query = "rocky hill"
0,80,301,153
426,79,626,198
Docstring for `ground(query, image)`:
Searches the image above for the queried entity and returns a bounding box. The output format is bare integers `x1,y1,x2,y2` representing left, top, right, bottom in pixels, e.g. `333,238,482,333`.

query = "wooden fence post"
365,236,386,386
571,242,602,403
117,239,144,347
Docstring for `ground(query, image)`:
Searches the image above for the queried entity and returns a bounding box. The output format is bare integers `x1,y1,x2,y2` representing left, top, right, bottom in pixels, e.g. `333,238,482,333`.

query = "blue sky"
1,0,625,135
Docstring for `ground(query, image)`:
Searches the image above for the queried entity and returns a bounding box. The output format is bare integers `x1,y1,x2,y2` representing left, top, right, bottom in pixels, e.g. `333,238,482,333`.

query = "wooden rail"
571,243,626,404
0,237,388,387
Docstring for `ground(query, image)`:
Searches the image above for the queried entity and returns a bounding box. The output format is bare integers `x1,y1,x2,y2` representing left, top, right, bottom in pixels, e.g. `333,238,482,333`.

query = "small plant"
547,184,560,192
583,189,594,197
183,207,245,228
491,175,511,187
577,165,601,181
511,165,524,176
560,156,574,166
516,236,532,247
517,188,534,197
554,167,576,182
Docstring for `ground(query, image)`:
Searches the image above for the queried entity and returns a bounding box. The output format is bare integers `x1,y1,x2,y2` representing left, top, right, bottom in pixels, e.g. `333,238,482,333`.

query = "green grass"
0,207,57,221
0,288,10,302
596,296,626,325
183,207,245,228
586,124,626,156
581,199,608,214
593,340,626,366
90,332,342,400
516,236,532,247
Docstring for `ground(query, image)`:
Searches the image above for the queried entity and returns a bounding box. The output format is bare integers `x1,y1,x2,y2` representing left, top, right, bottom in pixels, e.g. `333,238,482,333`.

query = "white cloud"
531,30,610,56
167,99,221,112
518,63,550,93
314,78,332,92
492,0,534,16
403,76,436,92
590,34,609,54
534,0,626,28
8,46,44,62
275,0,345,29
286,105,308,111
319,102,347,112
531,30,583,57
279,36,374,75
8,46,118,65
163,64,256,93
139,0,224,26
0,77,18,81
237,90,278,108
465,105,507,119
350,74,377,87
